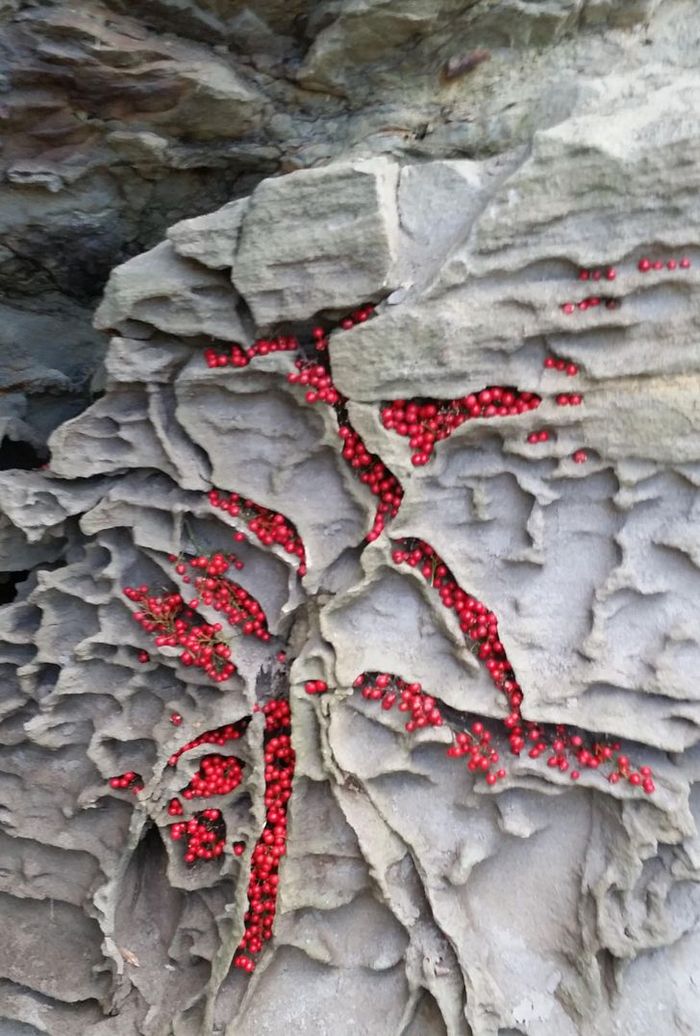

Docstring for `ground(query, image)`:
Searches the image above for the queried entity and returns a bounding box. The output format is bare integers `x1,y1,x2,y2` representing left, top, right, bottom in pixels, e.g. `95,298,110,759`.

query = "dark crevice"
0,571,32,606
0,437,46,471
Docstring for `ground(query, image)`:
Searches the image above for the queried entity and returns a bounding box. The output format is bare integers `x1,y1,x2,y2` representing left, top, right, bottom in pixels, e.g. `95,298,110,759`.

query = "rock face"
1,3,700,1036
232,157,401,326
0,0,684,447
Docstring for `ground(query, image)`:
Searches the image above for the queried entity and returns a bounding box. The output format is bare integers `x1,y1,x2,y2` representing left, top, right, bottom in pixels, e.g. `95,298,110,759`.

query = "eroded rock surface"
1,0,696,446
1,3,700,1035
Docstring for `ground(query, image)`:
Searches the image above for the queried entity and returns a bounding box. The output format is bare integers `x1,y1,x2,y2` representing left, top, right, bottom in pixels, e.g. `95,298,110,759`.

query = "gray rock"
168,199,249,271
232,158,401,326
2,3,700,1034
0,0,690,438
95,241,250,341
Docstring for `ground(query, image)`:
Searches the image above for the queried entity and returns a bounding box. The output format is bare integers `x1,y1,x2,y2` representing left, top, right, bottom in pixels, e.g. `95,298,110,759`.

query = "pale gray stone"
232,158,401,326
168,199,249,271
2,5,700,1033
94,241,249,341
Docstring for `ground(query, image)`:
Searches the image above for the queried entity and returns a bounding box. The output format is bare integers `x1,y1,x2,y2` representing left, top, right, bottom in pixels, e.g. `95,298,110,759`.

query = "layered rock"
0,0,690,447
1,3,700,1036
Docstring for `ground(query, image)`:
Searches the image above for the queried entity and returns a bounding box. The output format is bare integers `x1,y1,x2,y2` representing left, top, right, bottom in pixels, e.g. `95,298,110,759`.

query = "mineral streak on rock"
1,2,700,1035
442,50,492,82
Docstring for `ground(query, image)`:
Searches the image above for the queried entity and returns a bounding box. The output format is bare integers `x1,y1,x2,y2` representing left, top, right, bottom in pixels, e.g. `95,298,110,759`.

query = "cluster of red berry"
166,719,247,768
541,353,585,461
174,551,244,577
124,519,279,680
142,702,294,967
123,585,237,683
579,266,617,282
353,671,443,732
561,297,619,314
108,771,144,793
391,537,654,792
284,317,404,546
380,389,542,466
204,304,403,550
170,808,227,864
337,304,375,330
287,359,343,406
560,256,691,314
204,334,299,369
181,557,270,641
544,356,579,376
307,305,377,358
164,720,250,865
560,265,618,313
304,679,329,695
204,307,374,371
179,753,245,800
637,256,691,272
447,722,507,786
526,429,551,444
208,488,307,577
337,424,404,541
233,698,295,974
109,723,251,825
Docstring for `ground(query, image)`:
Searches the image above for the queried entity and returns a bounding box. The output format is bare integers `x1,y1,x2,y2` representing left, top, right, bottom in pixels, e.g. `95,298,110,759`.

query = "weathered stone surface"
232,158,401,326
168,199,249,271
95,241,249,341
331,75,700,401
0,0,693,447
2,2,700,1034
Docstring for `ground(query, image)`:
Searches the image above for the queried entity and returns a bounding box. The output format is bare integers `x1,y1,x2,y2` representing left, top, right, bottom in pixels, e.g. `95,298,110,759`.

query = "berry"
304,680,329,695
109,772,144,794
527,430,550,444
114,289,658,992
209,489,306,578
381,388,541,466
386,539,652,795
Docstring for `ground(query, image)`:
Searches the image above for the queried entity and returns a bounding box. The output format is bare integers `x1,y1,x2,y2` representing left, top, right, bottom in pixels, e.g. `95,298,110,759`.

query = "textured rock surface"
1,0,693,446
232,157,401,326
1,2,700,1035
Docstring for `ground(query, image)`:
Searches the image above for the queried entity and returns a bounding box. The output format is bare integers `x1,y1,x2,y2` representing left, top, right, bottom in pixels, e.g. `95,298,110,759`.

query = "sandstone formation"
1,2,700,1036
